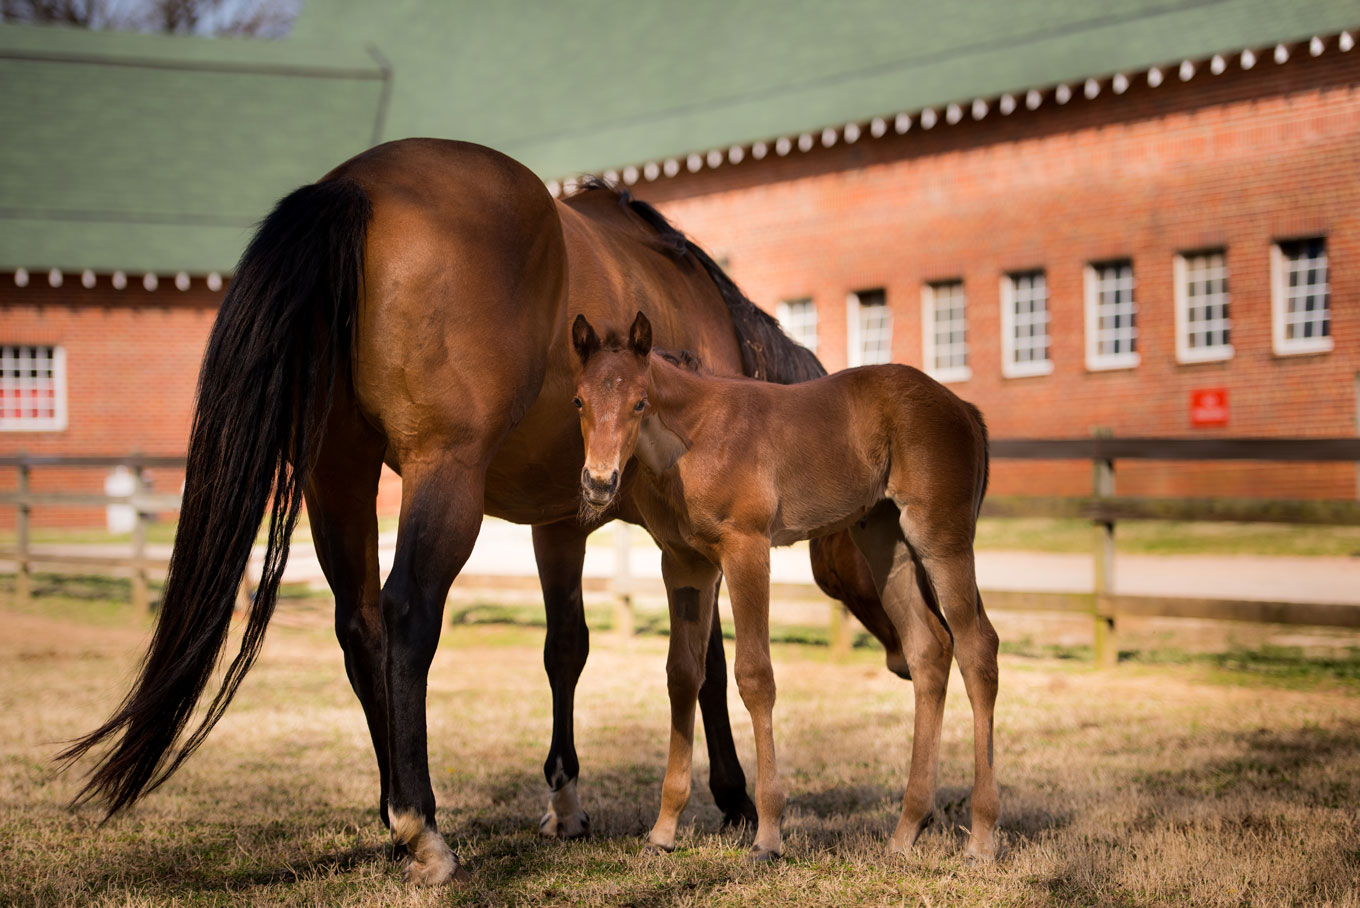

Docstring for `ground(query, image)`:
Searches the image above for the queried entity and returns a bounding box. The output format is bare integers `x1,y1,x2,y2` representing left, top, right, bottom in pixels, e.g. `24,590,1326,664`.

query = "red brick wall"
636,48,1360,498
0,275,403,528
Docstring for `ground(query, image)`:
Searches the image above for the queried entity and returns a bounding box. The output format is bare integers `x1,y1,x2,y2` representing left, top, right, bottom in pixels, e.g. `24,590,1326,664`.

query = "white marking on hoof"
390,808,461,884
539,778,590,839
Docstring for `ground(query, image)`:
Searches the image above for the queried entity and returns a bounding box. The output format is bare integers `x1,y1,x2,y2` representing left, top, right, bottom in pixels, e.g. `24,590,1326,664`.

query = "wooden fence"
4,438,1360,665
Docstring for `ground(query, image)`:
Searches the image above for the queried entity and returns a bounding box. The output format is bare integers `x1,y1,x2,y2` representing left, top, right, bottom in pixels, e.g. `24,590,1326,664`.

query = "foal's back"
701,364,986,545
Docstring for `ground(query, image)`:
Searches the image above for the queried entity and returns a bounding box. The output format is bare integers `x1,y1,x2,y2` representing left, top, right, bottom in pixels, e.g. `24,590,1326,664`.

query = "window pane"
928,281,967,372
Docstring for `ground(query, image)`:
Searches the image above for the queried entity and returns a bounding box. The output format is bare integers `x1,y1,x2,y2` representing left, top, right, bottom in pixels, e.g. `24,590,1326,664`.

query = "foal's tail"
966,401,991,518
57,178,372,816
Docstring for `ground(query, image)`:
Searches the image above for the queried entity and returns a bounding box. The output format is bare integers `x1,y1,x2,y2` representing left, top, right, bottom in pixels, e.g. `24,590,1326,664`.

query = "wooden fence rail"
4,438,1360,665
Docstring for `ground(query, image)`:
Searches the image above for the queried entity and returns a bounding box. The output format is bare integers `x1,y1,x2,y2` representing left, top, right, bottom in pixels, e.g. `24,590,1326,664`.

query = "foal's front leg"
645,548,720,853
721,537,785,860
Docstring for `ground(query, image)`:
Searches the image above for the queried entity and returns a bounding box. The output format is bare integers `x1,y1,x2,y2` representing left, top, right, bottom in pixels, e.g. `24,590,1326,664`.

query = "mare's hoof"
748,845,781,863
389,841,410,863
402,851,467,885
641,839,675,855
718,795,759,830
539,807,591,839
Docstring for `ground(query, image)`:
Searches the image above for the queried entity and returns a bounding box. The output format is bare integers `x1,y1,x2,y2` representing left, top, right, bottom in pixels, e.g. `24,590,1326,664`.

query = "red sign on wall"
1190,388,1229,427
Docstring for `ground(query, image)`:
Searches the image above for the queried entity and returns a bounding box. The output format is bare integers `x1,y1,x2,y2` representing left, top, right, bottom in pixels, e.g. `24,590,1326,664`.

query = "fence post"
829,602,851,660
614,522,634,638
1091,428,1117,667
16,458,31,607
131,464,150,612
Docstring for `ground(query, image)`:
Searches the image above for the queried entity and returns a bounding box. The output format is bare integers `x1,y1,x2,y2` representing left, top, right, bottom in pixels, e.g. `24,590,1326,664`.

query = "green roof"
3,0,1357,273
0,24,382,273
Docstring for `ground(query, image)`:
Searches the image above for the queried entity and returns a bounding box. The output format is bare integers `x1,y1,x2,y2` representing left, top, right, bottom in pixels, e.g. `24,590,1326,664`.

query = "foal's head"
571,311,653,511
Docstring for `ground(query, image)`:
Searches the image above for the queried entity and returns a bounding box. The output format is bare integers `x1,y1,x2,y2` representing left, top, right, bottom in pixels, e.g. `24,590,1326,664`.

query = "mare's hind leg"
900,508,1001,864
382,456,487,884
850,502,953,855
303,396,393,833
533,518,592,839
811,530,911,679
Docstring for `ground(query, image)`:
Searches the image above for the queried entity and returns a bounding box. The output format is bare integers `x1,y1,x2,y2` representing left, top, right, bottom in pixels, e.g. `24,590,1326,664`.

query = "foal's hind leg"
850,504,953,854
532,518,592,839
902,513,1000,863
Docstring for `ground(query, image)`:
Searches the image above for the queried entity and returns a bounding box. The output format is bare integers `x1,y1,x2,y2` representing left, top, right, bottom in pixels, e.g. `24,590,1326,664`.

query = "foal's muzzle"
581,468,619,506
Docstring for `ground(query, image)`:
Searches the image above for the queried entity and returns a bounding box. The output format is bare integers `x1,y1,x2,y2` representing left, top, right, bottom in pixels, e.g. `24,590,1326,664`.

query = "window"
1175,250,1232,363
922,280,970,382
775,297,818,353
0,345,67,431
1085,260,1139,370
1001,271,1052,377
847,288,892,366
1272,238,1331,355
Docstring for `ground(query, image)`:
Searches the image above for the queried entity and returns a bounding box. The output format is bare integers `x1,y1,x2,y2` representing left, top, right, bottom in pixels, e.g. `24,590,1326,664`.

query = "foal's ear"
572,313,600,363
629,310,653,357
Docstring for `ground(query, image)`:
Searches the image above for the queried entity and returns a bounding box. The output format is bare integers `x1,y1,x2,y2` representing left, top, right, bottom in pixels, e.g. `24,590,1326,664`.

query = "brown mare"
571,311,1000,863
57,139,905,884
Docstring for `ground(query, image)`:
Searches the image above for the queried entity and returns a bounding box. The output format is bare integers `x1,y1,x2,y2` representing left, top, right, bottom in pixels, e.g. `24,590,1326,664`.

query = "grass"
2,585,1360,907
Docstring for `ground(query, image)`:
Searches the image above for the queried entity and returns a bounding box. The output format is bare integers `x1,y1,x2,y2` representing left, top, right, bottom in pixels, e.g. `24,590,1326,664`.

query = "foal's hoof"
963,836,998,866
641,839,675,855
539,807,591,840
748,845,781,863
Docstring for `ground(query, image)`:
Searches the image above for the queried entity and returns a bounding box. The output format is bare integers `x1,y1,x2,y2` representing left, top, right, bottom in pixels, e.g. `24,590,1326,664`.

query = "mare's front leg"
697,596,759,827
532,518,592,839
721,537,785,860
644,547,721,853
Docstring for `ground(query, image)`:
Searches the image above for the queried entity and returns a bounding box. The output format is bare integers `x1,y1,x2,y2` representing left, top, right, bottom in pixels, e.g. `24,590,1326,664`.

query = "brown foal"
571,311,1000,863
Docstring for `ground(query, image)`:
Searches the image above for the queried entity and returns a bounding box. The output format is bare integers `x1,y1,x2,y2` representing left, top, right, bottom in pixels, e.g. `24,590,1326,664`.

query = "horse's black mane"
574,178,826,385
656,348,704,372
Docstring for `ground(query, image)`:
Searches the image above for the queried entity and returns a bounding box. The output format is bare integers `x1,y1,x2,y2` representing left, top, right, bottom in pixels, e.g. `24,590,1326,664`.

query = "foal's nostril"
581,467,619,498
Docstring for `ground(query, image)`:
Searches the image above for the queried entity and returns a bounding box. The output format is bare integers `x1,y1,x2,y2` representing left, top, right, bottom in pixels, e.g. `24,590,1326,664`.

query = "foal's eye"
634,399,646,412
572,397,583,409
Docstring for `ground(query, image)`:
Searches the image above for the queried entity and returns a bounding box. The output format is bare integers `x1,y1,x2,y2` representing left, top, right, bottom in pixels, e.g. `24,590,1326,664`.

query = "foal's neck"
634,356,718,477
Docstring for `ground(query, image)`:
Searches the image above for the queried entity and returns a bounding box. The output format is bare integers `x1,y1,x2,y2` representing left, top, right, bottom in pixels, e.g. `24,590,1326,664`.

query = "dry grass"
2,591,1359,908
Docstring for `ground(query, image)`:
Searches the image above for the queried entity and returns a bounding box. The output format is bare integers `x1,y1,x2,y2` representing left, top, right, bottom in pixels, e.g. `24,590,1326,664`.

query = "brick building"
2,2,1357,525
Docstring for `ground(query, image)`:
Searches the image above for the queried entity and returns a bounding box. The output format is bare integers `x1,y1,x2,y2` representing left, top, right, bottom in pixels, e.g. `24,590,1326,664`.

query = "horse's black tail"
57,178,372,816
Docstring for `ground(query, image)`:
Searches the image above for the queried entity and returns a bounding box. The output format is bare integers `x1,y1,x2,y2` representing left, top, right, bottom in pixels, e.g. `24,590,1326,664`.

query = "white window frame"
1084,261,1140,371
0,344,68,432
1271,238,1332,356
1000,271,1053,378
921,280,971,383
1174,250,1233,364
846,289,892,367
775,297,818,354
